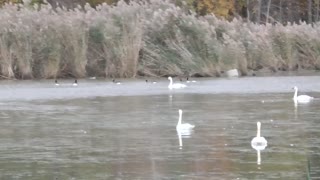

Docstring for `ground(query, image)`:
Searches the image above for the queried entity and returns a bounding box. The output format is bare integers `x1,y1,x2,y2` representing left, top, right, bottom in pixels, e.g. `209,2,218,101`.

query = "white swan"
168,77,187,89
73,79,78,86
176,109,194,132
292,86,313,103
251,122,267,165
251,122,267,148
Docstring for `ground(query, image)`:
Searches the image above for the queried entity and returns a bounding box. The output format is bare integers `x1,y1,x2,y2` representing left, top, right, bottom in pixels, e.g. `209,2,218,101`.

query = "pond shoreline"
1,69,319,81
0,74,318,102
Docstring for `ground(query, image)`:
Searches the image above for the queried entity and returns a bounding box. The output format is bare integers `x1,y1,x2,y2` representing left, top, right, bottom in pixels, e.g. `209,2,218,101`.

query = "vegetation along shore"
0,0,320,79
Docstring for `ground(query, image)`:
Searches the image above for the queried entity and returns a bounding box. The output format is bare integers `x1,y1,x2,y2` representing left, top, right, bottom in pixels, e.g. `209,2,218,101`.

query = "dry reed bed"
0,0,319,79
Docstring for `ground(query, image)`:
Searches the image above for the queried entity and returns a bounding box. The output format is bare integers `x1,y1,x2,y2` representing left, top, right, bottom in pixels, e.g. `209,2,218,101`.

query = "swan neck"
293,88,298,99
257,123,261,137
169,78,173,86
177,111,182,126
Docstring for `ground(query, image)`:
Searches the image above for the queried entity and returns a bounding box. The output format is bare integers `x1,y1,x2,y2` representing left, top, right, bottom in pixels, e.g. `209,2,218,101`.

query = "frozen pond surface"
0,76,319,179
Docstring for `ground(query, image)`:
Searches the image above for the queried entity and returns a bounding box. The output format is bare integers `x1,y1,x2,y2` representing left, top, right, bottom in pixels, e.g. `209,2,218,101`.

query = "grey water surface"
0,76,320,179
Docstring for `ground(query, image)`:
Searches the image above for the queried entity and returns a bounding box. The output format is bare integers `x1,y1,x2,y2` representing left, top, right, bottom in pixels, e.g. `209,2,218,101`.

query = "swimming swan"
176,109,195,132
292,86,313,103
168,77,187,89
251,122,267,165
251,122,267,149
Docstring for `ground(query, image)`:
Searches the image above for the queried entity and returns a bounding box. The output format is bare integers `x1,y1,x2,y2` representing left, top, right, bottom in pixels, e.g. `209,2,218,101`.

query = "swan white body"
293,86,313,103
176,109,195,132
168,77,187,89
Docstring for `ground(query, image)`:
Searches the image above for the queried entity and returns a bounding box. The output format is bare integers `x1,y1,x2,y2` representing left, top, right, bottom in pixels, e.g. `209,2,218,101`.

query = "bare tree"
266,0,272,23
279,0,282,23
287,1,293,23
308,0,312,23
317,0,320,22
257,0,261,23
247,0,250,22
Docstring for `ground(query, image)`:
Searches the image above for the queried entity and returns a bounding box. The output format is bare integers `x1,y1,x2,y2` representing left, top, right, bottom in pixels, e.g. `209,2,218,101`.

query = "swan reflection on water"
177,129,194,149
251,122,267,165
252,145,266,165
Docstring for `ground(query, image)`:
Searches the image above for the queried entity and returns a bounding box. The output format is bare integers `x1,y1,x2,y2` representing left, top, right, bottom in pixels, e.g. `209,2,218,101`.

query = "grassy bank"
0,0,320,79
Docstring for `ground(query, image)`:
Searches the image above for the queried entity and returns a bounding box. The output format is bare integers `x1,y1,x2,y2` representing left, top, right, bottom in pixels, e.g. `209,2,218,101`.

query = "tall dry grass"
0,0,320,79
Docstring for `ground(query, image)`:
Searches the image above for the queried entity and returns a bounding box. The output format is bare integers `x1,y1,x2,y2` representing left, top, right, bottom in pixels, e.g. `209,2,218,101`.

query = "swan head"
179,109,182,114
168,77,172,80
257,121,261,126
292,86,298,91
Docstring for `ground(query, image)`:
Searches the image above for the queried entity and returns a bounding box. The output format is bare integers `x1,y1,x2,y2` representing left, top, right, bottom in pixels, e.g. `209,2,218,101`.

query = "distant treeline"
1,0,320,24
0,0,320,79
